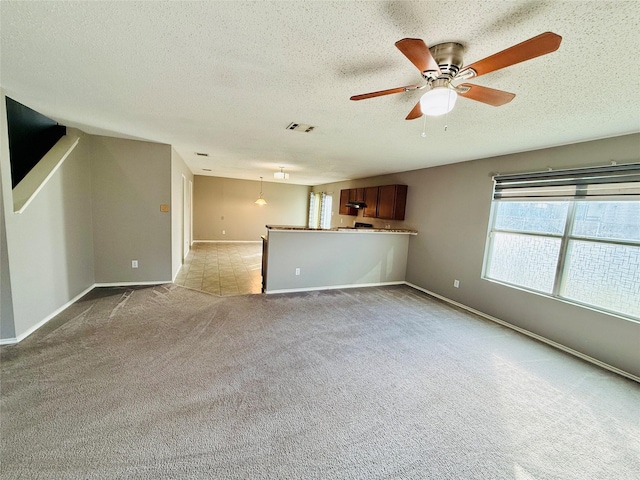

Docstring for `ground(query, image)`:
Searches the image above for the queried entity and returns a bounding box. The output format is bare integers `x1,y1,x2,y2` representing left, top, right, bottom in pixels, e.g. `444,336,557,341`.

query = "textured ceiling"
1,1,639,186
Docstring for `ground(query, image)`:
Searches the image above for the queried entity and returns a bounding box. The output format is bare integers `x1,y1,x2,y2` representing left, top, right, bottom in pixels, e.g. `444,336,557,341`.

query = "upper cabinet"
377,184,407,220
340,184,407,220
339,188,366,216
339,189,354,215
363,186,379,218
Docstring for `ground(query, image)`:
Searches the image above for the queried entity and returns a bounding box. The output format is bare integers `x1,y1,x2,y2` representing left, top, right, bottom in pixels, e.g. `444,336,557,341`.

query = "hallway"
174,242,262,296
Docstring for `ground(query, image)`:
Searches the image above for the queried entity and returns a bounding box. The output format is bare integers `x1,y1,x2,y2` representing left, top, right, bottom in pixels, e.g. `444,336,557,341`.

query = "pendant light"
255,177,267,205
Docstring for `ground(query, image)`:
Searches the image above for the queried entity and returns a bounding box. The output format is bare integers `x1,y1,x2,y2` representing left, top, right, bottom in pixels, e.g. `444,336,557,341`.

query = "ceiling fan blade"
395,38,441,74
459,32,562,78
458,84,515,106
405,101,423,120
350,84,419,101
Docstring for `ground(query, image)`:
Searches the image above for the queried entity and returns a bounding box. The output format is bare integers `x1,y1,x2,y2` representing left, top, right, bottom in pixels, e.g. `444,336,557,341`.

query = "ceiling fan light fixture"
420,87,457,116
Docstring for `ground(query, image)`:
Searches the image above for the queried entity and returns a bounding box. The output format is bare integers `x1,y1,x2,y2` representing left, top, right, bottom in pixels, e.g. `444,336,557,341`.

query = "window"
320,194,332,229
308,192,332,229
308,192,319,228
483,164,640,320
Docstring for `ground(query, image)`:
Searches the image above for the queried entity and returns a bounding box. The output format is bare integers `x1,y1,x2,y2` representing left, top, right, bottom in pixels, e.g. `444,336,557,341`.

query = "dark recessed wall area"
6,97,66,188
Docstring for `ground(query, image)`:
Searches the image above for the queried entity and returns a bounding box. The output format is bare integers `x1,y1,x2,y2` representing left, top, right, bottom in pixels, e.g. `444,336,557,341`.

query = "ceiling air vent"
195,152,209,156
286,122,315,133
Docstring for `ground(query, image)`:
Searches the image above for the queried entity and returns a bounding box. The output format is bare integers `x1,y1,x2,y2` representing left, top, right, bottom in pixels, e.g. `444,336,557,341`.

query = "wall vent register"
286,122,315,133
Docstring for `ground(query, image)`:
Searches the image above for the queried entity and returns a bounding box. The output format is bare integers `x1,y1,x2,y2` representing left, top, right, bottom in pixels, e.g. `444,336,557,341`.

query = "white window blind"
493,163,640,201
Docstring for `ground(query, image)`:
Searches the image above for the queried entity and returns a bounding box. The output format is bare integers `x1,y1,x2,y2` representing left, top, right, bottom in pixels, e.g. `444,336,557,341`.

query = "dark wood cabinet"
339,189,354,215
347,188,365,202
363,186,379,218
376,184,408,220
340,188,363,216
340,185,407,220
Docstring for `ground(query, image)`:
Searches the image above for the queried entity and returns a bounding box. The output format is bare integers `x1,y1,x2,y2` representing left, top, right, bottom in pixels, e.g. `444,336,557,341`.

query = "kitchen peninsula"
262,225,417,293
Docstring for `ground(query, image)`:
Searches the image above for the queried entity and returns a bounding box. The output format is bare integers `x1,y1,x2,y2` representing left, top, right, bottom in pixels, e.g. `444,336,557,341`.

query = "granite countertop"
266,225,418,234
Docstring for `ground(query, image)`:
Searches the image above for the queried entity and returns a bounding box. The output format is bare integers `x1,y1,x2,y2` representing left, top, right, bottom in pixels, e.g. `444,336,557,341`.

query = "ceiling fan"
350,32,562,120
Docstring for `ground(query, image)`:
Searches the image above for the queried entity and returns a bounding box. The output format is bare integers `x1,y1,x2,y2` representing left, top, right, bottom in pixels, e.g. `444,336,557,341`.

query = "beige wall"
1,89,96,340
0,174,14,338
1,96,15,338
91,136,173,283
193,176,310,241
1,119,186,340
0,91,191,340
171,149,193,279
265,230,410,292
316,133,640,378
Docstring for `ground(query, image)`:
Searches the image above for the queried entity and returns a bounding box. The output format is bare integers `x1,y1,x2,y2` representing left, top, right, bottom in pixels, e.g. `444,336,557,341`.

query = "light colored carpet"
1,284,638,479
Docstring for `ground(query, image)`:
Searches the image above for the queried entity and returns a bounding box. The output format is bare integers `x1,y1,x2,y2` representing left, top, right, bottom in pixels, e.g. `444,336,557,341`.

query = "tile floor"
174,242,263,296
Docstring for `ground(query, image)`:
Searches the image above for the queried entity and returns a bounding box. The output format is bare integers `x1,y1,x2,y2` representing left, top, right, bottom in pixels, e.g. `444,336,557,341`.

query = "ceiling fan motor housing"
423,42,465,82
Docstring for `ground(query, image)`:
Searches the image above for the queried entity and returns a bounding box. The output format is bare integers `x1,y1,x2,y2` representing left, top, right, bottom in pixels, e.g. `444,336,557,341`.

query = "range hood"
345,201,367,209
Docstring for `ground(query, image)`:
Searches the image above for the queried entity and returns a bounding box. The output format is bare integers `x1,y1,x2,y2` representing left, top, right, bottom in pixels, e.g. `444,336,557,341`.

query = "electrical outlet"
295,268,301,276
222,230,226,235
454,279,460,288
132,260,138,268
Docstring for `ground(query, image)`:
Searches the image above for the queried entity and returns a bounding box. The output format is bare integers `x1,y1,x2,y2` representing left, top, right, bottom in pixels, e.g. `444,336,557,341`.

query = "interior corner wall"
316,133,640,378
0,90,95,340
193,176,311,241
91,136,172,284
401,133,640,378
171,148,193,279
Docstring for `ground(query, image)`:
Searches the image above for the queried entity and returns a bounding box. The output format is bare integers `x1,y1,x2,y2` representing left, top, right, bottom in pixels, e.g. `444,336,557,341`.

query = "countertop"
266,225,417,234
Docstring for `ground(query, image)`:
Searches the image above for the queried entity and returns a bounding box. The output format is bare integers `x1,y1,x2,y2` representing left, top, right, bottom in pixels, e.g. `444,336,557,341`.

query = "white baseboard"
0,284,95,346
94,281,170,287
265,281,405,295
1,281,171,346
404,282,639,384
4,279,635,384
193,240,261,244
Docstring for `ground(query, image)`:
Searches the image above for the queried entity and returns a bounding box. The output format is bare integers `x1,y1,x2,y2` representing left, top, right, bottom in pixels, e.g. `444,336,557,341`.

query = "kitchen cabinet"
339,189,356,216
363,186,379,218
339,189,349,215
340,185,407,220
376,184,408,220
339,188,365,216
